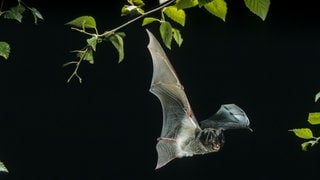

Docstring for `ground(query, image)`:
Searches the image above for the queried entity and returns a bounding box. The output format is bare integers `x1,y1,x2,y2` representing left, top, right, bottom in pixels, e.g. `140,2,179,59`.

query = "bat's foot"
157,137,176,142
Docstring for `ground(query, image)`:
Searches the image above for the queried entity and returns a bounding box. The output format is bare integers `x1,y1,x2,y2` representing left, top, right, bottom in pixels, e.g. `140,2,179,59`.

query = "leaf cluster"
289,94,320,151
64,16,125,83
121,0,145,16
64,0,270,83
0,0,43,24
142,0,229,49
141,0,269,49
0,0,43,60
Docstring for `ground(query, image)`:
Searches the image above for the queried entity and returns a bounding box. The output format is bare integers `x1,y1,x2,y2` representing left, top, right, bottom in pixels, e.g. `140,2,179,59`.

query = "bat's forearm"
157,137,176,142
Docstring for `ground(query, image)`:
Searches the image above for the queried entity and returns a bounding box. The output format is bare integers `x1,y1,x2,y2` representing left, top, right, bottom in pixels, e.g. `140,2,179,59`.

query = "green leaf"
116,32,126,38
163,6,186,26
198,0,214,7
315,91,320,102
244,0,270,21
109,33,125,63
204,0,227,22
301,140,318,151
160,21,173,49
176,0,198,9
84,49,94,63
86,36,98,51
289,128,314,139
121,5,131,16
4,4,26,22
65,16,96,30
301,141,312,151
73,49,94,64
82,49,94,64
142,17,160,26
172,28,183,46
29,7,44,24
308,112,320,125
132,0,145,6
121,5,144,16
0,42,10,59
0,161,8,173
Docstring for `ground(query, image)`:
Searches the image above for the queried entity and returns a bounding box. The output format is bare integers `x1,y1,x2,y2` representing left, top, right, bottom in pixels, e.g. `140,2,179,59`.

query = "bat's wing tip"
155,139,177,170
146,29,154,47
155,163,164,170
155,158,173,170
145,29,153,41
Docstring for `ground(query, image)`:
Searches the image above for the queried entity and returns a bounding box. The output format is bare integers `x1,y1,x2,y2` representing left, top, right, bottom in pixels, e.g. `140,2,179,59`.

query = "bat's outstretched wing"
146,29,199,169
147,29,199,137
200,104,251,130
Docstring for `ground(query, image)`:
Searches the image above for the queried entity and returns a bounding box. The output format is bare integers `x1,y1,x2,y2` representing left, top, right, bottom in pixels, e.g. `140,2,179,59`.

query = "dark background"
1,0,320,179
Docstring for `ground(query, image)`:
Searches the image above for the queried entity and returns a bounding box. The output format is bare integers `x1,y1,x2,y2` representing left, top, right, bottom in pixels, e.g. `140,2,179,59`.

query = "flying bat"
146,29,252,169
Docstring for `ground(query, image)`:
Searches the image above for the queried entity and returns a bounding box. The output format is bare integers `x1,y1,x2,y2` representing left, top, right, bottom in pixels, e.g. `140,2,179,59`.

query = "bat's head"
198,128,225,152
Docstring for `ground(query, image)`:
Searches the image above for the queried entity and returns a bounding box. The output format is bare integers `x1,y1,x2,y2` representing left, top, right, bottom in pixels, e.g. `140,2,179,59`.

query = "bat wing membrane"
147,29,200,169
150,83,191,138
200,104,251,130
147,29,199,138
155,139,177,169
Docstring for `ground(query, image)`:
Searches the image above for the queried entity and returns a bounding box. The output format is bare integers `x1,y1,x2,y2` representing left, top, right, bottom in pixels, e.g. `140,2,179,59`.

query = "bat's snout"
213,143,221,152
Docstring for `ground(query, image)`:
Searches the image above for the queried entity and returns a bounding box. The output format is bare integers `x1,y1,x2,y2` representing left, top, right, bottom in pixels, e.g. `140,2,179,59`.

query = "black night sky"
1,0,320,179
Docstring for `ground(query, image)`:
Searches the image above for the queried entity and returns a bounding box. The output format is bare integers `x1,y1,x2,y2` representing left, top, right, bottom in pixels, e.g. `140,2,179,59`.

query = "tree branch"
99,0,175,37
64,48,90,83
65,0,176,83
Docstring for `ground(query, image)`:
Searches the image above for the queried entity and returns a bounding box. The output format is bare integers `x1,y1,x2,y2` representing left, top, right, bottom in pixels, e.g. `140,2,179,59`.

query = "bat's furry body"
146,29,251,169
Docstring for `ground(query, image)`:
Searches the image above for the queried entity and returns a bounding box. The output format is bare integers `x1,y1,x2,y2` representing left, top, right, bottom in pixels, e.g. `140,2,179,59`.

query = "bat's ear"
200,104,251,131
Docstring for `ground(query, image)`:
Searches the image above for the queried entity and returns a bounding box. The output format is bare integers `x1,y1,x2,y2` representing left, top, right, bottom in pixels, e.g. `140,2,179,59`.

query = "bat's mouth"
213,143,221,151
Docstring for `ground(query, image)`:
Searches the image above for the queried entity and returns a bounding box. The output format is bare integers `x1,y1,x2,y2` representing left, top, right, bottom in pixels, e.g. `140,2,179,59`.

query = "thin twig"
66,0,175,83
66,59,83,83
71,27,96,36
66,48,89,83
99,0,175,37
63,61,78,67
